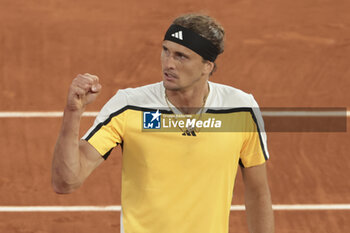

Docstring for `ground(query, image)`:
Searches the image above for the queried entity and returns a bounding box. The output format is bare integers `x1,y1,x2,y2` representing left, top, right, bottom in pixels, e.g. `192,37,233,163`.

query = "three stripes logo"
171,31,183,40
182,129,197,136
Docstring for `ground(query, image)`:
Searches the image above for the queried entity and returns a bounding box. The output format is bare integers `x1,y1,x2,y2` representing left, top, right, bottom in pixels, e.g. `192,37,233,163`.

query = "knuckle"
76,74,85,80
78,73,99,84
92,75,99,81
79,74,90,80
72,76,80,83
85,73,99,82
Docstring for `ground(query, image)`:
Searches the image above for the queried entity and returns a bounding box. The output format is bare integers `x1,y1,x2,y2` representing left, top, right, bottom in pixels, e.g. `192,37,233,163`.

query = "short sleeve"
82,90,128,159
239,95,269,167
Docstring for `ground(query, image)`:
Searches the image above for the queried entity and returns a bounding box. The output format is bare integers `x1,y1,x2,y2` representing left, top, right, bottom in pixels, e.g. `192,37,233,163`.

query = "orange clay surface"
0,0,349,232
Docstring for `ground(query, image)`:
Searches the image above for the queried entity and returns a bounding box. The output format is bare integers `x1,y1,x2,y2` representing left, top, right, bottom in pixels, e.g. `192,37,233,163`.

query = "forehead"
162,40,197,56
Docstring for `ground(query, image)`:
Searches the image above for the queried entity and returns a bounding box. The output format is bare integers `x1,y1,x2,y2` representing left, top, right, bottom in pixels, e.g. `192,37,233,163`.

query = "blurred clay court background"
0,0,349,232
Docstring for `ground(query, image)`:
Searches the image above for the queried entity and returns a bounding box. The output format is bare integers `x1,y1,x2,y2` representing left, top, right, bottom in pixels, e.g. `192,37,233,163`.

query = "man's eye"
177,54,187,60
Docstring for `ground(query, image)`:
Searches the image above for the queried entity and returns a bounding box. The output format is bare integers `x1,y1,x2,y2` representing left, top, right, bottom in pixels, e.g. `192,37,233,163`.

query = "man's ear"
203,61,215,75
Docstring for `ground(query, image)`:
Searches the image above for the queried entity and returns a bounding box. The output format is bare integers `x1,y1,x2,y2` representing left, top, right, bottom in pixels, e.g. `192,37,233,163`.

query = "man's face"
161,40,210,91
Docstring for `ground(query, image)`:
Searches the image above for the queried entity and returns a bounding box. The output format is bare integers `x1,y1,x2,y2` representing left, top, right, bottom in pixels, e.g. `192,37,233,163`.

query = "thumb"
91,83,102,93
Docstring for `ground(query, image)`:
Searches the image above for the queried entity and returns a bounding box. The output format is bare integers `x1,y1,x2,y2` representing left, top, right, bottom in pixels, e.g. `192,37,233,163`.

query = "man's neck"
165,81,210,114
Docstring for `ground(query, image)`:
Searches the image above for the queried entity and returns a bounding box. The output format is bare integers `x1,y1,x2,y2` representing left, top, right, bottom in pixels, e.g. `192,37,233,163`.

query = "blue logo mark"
143,110,161,129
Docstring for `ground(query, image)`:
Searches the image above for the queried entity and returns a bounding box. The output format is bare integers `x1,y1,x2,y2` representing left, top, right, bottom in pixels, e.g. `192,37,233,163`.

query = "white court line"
0,206,121,212
0,204,350,212
262,111,348,117
0,111,349,118
231,204,350,211
0,112,98,118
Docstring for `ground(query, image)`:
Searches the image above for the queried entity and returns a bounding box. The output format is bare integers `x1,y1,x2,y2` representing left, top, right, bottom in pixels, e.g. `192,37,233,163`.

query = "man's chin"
163,79,181,91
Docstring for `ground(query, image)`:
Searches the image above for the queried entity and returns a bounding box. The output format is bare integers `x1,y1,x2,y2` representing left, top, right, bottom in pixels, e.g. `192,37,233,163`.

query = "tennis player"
52,13,274,233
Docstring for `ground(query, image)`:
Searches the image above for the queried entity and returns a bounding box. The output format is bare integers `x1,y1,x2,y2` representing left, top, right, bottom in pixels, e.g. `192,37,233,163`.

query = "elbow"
51,177,81,194
51,166,83,194
245,189,273,210
52,183,73,194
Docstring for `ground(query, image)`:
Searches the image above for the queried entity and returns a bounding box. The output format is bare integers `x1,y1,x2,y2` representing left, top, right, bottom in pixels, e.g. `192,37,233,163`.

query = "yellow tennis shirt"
83,81,269,233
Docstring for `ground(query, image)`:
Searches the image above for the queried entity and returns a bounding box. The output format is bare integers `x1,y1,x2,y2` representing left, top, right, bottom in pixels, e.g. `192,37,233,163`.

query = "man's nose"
163,55,176,70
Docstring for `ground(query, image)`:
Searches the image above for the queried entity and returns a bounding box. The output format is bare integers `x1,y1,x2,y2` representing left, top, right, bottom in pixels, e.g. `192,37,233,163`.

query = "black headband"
163,24,219,62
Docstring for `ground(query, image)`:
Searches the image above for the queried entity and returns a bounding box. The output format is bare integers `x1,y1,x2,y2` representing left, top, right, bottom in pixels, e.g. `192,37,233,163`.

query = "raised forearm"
52,108,84,193
51,74,102,194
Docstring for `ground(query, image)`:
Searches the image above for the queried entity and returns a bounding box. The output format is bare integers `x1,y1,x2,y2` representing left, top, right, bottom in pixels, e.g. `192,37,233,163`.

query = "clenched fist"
66,73,102,112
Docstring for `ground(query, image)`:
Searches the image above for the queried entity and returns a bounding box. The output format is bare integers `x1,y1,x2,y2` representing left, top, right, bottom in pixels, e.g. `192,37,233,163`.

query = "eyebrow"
175,51,189,58
162,45,190,58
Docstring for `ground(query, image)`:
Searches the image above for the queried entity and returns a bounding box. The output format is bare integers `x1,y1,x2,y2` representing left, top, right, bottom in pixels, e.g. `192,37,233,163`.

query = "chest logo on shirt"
142,110,225,137
143,110,161,129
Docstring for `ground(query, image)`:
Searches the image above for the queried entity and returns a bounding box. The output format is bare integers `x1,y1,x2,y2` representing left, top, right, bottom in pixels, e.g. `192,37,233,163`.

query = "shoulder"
210,82,251,98
120,82,162,99
106,82,164,108
208,81,257,108
94,82,163,123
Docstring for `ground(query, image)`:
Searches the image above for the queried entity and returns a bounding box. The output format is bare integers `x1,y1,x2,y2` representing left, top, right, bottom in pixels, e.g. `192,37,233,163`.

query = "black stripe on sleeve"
102,147,115,160
239,159,245,168
249,110,269,161
84,105,172,141
85,106,127,141
84,105,172,160
206,107,252,114
206,107,269,162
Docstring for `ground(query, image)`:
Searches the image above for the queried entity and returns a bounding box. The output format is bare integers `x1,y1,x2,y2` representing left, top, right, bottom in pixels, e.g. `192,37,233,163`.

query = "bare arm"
241,163,274,233
51,73,104,194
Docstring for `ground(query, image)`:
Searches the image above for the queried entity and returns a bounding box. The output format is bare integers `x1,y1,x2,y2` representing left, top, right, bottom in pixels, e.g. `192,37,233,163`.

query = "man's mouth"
164,71,178,80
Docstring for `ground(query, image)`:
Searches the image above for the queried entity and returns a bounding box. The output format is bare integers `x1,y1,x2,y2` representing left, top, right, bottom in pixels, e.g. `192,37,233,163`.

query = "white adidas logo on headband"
171,31,183,40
